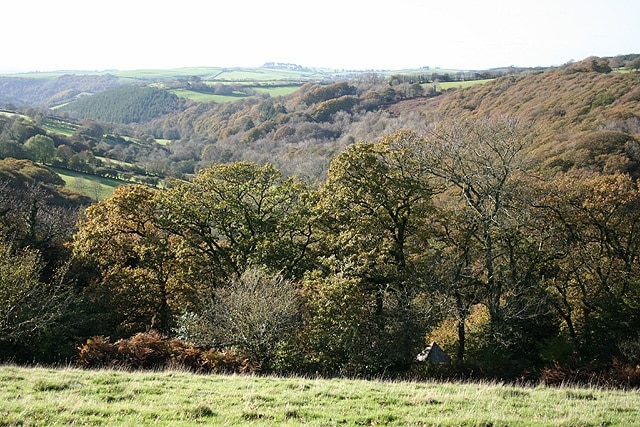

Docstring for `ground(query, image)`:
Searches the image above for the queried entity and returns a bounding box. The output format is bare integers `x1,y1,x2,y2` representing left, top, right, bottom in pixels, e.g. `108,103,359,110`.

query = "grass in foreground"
1,365,639,426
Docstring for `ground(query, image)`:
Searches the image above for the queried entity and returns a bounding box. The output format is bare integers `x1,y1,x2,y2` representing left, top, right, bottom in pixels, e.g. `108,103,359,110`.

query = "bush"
178,267,301,372
76,331,260,374
166,338,210,372
115,331,171,369
540,359,640,388
201,348,260,374
76,335,118,368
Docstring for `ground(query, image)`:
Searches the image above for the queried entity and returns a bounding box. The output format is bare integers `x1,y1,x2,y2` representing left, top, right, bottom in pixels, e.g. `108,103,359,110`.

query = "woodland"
1,55,640,385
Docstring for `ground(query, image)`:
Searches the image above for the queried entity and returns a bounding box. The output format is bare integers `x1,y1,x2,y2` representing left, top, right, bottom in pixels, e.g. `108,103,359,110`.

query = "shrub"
76,335,118,368
201,348,260,374
115,331,170,369
167,338,208,372
540,360,640,388
180,267,301,372
76,332,260,374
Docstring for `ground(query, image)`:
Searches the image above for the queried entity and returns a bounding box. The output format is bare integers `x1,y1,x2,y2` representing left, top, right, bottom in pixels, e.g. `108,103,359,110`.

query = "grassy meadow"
1,365,639,426
438,79,493,91
52,167,125,200
254,85,302,97
170,85,304,103
41,118,78,136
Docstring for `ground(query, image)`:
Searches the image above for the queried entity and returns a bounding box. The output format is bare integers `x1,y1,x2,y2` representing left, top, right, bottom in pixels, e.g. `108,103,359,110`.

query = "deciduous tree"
314,130,437,371
72,185,177,335
0,240,72,361
178,267,301,371
24,134,55,164
422,117,555,357
533,172,640,362
158,162,315,287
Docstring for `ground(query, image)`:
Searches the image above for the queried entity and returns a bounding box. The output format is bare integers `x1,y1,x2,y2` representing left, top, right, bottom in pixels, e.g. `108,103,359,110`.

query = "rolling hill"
134,56,640,180
2,55,639,187
394,57,640,178
1,55,640,379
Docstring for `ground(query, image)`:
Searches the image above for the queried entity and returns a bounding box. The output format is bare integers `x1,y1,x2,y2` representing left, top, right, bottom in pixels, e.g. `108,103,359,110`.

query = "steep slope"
407,58,640,177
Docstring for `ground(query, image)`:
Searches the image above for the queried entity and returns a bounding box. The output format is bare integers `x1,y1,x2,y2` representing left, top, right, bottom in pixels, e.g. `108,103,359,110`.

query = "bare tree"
423,117,543,347
181,267,301,370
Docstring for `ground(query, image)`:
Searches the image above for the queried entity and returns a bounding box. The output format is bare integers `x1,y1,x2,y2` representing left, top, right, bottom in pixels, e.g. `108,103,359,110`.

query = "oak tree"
158,162,315,287
534,172,640,362
422,117,554,356
315,130,437,370
72,185,177,334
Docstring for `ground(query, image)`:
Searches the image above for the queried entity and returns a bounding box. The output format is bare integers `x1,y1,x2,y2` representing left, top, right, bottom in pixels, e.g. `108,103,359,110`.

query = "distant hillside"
57,85,188,124
136,56,639,180
0,74,121,106
2,56,638,183
142,77,440,179
0,64,510,109
411,57,640,178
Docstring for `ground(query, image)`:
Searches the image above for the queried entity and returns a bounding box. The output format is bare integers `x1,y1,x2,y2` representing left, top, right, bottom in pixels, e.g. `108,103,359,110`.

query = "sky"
2,0,639,73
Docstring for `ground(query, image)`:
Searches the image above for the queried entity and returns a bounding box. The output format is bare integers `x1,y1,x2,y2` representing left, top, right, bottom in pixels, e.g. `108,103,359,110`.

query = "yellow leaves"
581,173,639,210
72,185,164,265
426,304,490,359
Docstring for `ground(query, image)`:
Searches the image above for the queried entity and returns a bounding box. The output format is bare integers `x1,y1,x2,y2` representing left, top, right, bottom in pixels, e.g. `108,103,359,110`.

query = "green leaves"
72,184,176,334
24,134,55,164
66,120,640,375
0,240,72,359
159,162,315,281
320,130,434,275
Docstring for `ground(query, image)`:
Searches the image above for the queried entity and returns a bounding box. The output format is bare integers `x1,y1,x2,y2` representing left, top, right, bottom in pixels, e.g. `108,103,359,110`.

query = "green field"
3,65,476,83
1,365,638,426
438,78,493,91
112,66,324,82
170,84,302,102
41,117,79,136
52,167,126,200
168,89,247,103
254,85,302,97
112,67,226,81
3,66,485,107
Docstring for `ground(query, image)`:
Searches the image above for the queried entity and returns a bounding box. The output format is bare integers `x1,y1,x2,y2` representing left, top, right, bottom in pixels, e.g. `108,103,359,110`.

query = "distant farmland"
169,84,303,102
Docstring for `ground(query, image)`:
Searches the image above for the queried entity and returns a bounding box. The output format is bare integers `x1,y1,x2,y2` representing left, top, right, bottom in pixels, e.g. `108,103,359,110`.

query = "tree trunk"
455,290,467,362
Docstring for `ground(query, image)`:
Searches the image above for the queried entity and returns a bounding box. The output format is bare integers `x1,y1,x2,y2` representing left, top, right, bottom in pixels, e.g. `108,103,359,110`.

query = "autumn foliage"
76,332,258,373
2,57,640,385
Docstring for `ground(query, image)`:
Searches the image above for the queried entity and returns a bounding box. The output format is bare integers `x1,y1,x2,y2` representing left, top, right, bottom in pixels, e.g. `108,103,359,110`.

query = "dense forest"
1,55,640,384
57,86,188,124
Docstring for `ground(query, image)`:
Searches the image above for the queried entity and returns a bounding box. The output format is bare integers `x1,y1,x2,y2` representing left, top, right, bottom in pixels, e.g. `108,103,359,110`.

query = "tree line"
2,117,639,382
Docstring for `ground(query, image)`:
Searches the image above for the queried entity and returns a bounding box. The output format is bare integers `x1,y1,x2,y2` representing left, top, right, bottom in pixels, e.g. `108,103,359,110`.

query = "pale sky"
2,0,638,73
